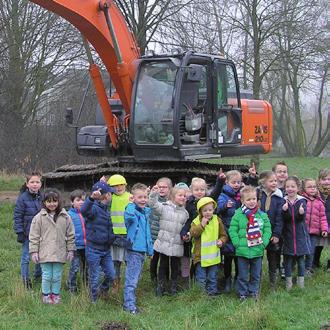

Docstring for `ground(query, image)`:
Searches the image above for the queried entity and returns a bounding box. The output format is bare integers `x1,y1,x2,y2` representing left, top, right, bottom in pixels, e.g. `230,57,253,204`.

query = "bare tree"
115,0,192,54
0,0,84,170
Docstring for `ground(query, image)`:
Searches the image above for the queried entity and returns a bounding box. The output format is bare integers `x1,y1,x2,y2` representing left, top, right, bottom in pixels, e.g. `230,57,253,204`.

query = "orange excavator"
30,0,272,189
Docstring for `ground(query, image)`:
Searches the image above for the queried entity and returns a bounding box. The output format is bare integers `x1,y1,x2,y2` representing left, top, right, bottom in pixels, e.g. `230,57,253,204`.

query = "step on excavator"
29,0,272,190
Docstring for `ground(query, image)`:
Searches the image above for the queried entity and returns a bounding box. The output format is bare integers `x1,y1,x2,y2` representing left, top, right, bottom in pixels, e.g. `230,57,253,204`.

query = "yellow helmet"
107,174,127,186
197,197,217,212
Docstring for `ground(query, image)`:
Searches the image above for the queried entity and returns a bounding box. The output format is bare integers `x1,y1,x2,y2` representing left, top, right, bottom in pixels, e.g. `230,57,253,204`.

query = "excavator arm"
29,0,140,116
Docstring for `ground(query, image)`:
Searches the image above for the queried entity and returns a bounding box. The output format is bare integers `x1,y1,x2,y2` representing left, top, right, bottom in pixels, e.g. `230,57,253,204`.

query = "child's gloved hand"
31,252,39,264
66,251,74,262
282,201,289,211
17,233,25,243
299,203,305,215
321,231,328,237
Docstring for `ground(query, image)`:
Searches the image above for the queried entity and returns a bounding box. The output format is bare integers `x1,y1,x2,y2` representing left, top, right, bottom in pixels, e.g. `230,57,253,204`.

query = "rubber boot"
170,280,178,295
111,278,120,295
269,272,276,292
224,277,232,293
297,276,304,289
285,277,293,291
155,280,165,297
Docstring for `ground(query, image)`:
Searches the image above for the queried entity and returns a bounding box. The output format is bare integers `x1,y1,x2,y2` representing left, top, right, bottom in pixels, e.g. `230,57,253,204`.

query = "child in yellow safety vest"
190,197,228,296
107,174,132,294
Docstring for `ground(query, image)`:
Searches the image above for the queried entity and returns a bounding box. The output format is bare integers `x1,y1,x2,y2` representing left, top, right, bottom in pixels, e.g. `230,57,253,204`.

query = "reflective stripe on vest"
193,215,220,267
110,192,130,234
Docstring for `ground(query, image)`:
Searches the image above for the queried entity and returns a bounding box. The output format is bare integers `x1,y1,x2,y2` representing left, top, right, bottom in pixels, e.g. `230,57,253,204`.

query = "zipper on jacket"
291,203,297,255
308,200,313,233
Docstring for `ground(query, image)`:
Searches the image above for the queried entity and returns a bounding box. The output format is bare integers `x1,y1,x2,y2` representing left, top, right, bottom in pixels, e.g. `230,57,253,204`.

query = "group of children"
13,163,330,312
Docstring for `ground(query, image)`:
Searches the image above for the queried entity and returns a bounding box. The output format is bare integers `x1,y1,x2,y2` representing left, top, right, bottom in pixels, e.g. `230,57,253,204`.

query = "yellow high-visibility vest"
110,191,130,235
192,215,220,267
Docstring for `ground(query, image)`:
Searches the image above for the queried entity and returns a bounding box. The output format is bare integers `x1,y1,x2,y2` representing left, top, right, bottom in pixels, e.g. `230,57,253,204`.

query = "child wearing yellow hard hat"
190,197,228,296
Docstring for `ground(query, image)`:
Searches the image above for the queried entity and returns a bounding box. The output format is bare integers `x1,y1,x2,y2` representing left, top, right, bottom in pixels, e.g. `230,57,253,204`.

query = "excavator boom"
30,0,139,114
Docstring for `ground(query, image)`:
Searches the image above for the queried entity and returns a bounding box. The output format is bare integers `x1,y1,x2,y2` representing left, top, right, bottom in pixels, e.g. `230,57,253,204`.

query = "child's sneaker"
239,295,248,302
52,294,61,304
42,294,53,304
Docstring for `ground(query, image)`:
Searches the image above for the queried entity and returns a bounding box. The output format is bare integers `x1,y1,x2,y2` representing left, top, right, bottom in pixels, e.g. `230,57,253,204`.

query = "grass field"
0,201,329,330
0,157,329,329
205,156,330,179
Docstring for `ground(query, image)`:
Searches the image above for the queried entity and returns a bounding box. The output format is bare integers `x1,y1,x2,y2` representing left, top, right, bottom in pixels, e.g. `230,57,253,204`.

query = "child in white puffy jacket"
149,185,189,296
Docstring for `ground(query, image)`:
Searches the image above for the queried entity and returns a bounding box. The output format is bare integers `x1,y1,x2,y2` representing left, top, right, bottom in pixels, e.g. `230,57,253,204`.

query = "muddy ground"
0,191,18,203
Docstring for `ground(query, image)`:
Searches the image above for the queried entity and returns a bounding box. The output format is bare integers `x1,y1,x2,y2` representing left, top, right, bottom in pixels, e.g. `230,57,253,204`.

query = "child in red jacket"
302,178,328,275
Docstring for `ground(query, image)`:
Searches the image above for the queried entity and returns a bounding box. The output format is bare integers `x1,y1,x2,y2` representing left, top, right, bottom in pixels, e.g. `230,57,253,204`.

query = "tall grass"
0,202,329,329
0,171,24,191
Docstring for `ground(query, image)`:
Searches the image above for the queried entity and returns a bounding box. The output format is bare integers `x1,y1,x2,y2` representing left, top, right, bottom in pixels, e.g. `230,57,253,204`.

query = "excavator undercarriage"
42,160,249,192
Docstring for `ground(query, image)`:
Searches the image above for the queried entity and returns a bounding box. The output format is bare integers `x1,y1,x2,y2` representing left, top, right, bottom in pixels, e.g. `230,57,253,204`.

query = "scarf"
241,205,263,247
234,191,241,203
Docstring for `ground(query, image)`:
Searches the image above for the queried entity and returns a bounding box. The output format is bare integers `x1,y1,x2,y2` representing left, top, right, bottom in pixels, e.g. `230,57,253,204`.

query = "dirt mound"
100,321,130,330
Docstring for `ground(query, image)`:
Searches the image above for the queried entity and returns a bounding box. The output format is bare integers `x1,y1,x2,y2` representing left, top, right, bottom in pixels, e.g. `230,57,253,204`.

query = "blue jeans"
67,249,88,290
123,250,145,311
305,234,318,270
237,256,262,297
195,263,219,295
21,239,42,281
40,263,64,295
86,246,115,302
284,255,305,277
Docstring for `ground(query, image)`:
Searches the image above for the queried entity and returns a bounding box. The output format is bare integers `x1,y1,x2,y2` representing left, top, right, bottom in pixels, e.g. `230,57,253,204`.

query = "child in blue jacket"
81,181,116,303
123,183,153,314
67,189,87,293
217,170,243,293
13,171,43,288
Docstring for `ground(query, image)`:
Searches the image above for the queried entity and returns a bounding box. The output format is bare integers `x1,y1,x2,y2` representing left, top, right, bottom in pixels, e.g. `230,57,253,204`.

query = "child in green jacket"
229,185,271,301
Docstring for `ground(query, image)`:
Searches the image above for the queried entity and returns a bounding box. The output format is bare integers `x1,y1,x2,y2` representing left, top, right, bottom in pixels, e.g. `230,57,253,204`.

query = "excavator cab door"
213,60,242,147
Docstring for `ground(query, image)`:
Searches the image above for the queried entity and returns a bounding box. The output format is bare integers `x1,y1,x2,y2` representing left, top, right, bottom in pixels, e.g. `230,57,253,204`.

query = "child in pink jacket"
302,178,328,275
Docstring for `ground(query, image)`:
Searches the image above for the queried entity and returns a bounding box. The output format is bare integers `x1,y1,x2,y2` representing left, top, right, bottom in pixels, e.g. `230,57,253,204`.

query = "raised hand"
299,203,305,215
151,185,159,193
218,168,226,181
91,189,102,200
249,162,257,177
282,201,289,211
99,175,107,183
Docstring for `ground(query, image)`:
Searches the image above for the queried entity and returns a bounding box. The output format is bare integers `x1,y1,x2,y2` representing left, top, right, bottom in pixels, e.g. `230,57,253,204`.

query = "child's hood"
260,187,283,199
284,194,306,203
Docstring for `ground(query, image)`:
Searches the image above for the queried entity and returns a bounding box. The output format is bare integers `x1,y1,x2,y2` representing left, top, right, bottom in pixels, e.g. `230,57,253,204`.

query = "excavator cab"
130,52,261,161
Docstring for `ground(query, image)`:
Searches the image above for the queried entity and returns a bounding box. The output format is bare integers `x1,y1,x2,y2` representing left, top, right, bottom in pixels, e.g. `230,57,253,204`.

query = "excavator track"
42,161,249,192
